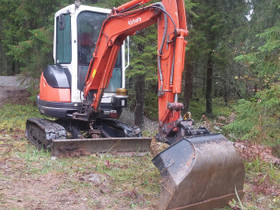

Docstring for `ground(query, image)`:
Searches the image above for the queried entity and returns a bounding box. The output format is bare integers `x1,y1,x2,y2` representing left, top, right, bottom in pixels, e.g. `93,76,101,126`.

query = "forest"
0,0,279,209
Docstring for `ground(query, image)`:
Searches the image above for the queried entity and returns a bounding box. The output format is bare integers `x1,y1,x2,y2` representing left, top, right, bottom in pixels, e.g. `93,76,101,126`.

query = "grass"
0,103,160,209
245,158,280,187
0,103,43,130
220,158,280,210
12,141,160,192
189,97,234,121
1,102,279,209
240,159,280,209
143,96,234,122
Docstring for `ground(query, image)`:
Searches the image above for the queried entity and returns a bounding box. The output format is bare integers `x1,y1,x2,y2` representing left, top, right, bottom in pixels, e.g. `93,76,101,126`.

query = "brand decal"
128,17,142,26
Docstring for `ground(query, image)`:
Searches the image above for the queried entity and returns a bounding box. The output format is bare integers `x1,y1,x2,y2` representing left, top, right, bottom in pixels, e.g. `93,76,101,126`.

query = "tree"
127,26,158,124
0,0,74,92
189,0,225,116
186,0,249,116
0,0,21,75
235,0,280,88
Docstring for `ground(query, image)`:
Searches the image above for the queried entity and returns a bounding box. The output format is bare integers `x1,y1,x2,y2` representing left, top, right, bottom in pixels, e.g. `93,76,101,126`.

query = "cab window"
56,13,71,64
77,11,122,91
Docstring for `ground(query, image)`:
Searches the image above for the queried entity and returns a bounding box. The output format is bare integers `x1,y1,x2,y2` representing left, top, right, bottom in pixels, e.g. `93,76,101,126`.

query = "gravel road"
0,76,23,87
0,76,28,106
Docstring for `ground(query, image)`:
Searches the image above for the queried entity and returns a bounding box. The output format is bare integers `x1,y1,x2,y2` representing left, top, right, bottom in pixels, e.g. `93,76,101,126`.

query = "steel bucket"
152,134,245,209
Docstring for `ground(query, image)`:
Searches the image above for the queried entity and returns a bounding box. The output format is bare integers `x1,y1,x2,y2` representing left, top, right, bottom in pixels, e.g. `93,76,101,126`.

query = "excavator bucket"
152,134,245,210
51,137,151,157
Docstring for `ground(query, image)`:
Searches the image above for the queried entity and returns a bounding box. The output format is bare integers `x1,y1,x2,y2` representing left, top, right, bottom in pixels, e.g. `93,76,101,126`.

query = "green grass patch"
241,159,280,209
0,102,160,208
1,100,279,209
0,103,42,130
245,158,280,186
189,98,233,121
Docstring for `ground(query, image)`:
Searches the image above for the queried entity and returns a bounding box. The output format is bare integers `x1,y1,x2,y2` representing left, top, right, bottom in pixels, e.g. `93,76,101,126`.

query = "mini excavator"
26,0,245,209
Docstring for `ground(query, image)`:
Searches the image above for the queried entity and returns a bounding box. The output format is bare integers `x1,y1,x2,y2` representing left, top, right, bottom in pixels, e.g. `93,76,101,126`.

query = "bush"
225,84,280,146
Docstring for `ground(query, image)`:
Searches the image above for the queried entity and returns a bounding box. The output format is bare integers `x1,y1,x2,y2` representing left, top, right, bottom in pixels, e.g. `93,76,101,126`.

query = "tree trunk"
11,61,16,75
205,54,213,117
134,74,145,127
0,42,7,76
224,80,228,106
202,76,206,95
184,62,193,111
228,79,243,99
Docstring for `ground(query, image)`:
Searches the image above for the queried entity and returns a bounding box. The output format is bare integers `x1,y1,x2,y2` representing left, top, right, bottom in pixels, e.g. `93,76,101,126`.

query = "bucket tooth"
152,134,245,210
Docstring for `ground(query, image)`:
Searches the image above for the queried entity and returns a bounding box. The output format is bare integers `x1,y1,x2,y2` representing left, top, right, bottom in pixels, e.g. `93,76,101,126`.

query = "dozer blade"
152,134,245,210
51,137,151,157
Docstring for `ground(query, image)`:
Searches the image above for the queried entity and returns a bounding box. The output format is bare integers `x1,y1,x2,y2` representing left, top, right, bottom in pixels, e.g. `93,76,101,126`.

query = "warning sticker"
92,69,97,78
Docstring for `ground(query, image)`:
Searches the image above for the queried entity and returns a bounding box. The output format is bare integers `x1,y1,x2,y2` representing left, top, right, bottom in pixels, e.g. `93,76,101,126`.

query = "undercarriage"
26,118,151,157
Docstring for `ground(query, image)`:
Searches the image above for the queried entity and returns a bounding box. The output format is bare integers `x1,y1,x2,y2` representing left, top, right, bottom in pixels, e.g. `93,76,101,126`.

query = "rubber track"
26,118,66,149
101,118,142,137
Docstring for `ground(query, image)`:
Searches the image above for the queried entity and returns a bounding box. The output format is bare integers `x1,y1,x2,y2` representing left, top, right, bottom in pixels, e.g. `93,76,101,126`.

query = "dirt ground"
0,77,91,209
0,76,279,209
0,78,159,209
0,129,159,210
0,76,30,106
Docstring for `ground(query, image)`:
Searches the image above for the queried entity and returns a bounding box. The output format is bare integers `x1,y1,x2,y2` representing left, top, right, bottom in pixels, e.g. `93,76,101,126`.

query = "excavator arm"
82,0,188,129
78,1,245,209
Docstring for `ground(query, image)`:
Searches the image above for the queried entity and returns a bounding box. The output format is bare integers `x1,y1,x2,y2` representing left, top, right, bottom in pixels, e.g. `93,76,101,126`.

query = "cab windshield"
77,11,122,92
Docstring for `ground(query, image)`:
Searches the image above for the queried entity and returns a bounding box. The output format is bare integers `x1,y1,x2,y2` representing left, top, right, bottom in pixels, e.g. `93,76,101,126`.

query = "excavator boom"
81,0,188,126
77,0,245,209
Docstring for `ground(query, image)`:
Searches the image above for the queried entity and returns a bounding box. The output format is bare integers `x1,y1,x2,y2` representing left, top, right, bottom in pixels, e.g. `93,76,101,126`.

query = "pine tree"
186,0,249,116
235,0,280,88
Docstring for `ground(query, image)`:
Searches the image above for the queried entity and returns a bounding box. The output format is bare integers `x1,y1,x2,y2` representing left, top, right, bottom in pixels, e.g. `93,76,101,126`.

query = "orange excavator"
26,0,245,209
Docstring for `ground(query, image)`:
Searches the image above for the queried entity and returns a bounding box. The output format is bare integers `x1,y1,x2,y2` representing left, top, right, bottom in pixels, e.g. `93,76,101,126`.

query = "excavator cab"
37,5,129,119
